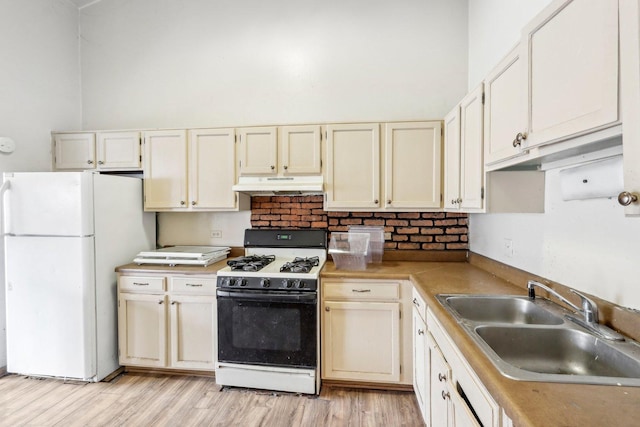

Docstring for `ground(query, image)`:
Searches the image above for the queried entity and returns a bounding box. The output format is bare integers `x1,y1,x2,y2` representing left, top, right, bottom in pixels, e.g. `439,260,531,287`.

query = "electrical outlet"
384,232,392,241
503,238,514,258
210,230,222,239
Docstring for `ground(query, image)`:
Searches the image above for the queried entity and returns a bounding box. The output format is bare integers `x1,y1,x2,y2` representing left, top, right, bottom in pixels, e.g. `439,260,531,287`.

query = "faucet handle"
569,289,598,323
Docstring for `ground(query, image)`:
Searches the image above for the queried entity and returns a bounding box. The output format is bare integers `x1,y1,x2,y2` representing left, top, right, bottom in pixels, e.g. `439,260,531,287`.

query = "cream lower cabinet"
321,279,412,385
117,274,216,371
412,289,429,424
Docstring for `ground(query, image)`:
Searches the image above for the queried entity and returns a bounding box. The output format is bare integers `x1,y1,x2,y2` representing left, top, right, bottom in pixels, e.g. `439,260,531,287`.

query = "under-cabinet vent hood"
232,176,324,195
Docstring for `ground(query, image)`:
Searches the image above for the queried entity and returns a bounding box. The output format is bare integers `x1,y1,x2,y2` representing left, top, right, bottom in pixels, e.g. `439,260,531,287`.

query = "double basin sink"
436,294,640,386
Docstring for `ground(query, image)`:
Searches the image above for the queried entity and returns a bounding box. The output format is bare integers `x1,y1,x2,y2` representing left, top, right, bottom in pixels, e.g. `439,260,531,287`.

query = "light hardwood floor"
0,373,424,426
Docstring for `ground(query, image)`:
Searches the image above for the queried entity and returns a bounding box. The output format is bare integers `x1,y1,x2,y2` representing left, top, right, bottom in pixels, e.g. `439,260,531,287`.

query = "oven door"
216,289,317,369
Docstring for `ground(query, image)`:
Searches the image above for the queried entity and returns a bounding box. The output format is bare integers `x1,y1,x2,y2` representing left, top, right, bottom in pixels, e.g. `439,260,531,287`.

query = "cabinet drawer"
411,287,427,321
170,276,216,295
119,276,165,292
323,281,399,301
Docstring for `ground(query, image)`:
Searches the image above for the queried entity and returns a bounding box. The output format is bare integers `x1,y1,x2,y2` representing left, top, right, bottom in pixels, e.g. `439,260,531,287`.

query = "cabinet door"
169,295,216,370
322,300,400,382
443,107,461,210
522,0,619,148
238,127,278,175
325,123,380,210
620,0,640,216
188,128,238,210
96,131,141,170
118,293,167,368
459,85,484,211
451,389,482,427
384,122,442,210
428,332,451,427
483,46,527,166
54,133,96,170
413,308,429,423
279,125,322,175
143,130,188,210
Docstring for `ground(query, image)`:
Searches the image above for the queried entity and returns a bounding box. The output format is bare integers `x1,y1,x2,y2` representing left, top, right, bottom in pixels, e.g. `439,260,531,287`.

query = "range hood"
232,175,324,195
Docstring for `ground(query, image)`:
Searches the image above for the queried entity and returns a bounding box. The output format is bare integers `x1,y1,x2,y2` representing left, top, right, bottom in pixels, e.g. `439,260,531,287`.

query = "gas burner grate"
280,256,320,274
227,255,276,271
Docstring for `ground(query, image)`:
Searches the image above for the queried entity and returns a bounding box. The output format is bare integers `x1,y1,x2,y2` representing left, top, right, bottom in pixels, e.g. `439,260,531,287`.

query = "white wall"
79,0,468,130
467,0,640,310
467,0,550,89
79,0,469,248
0,0,82,368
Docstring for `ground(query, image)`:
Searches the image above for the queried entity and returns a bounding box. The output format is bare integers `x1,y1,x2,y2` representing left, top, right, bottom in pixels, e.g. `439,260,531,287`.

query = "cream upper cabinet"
325,123,381,210
188,128,241,210
483,46,527,167
53,133,96,170
143,130,188,210
279,125,322,175
444,85,485,213
620,0,640,216
238,127,278,175
443,107,462,210
96,131,142,170
459,85,485,211
521,0,619,149
238,125,322,176
383,121,442,210
144,129,246,212
54,131,141,170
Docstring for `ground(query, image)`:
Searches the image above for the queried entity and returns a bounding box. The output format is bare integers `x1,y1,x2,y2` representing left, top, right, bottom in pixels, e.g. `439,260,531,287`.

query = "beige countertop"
322,260,640,427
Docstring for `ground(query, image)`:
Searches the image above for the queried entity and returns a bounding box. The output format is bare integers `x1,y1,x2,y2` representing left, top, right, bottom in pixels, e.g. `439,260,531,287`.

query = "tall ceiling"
67,0,103,9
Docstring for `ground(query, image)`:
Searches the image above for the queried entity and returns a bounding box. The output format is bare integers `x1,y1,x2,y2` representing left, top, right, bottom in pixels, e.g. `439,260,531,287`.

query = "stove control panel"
217,275,317,291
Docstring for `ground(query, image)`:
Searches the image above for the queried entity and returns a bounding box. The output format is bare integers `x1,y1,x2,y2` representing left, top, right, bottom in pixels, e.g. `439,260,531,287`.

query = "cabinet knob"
412,298,420,307
98,160,104,165
374,199,379,204
325,306,330,312
438,373,447,382
441,390,450,400
617,191,638,206
283,165,288,170
87,160,94,165
387,200,392,205
158,300,164,305
270,165,275,170
191,201,197,206
512,132,527,147
180,201,186,206
457,198,462,204
171,301,176,305
418,329,424,335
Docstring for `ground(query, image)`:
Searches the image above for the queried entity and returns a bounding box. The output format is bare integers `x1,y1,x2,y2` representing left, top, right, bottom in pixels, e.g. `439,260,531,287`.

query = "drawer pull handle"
418,329,424,335
438,373,447,382
186,283,203,287
133,282,149,286
352,289,371,293
442,390,450,400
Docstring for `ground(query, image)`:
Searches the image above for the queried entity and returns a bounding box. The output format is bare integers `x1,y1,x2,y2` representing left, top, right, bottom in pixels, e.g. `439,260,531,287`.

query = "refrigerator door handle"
0,180,11,236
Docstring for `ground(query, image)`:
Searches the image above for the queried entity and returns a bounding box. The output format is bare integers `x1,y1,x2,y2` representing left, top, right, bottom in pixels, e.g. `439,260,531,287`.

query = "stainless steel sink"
475,326,640,384
436,293,640,386
443,295,563,325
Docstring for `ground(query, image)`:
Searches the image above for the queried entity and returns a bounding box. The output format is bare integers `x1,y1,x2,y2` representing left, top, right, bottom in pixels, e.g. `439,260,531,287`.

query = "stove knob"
281,279,292,288
228,278,236,286
296,280,305,289
221,277,232,287
292,279,302,289
260,278,270,288
237,278,247,287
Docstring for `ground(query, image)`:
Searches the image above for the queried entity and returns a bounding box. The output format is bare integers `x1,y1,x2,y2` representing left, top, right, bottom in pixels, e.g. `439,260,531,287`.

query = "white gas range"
215,229,327,394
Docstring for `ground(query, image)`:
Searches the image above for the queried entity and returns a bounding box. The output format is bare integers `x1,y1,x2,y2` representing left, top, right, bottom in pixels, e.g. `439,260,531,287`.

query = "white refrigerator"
3,171,155,381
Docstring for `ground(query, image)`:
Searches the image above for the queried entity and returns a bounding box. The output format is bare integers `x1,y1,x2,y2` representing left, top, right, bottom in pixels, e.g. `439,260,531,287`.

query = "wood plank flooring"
0,373,424,426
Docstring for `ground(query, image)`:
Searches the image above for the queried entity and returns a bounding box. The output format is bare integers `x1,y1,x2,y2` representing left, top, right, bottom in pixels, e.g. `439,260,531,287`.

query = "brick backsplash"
250,196,468,251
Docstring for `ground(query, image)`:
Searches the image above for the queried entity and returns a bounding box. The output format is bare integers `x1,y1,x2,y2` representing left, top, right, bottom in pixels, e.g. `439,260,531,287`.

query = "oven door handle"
216,289,317,302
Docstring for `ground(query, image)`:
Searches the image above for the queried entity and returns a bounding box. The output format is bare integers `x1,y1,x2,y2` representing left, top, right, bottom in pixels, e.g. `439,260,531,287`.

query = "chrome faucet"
527,280,624,341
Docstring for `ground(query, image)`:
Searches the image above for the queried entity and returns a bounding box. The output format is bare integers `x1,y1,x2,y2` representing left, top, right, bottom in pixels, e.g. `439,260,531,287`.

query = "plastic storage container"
329,232,370,271
348,225,384,263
